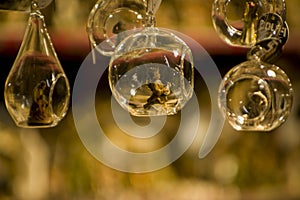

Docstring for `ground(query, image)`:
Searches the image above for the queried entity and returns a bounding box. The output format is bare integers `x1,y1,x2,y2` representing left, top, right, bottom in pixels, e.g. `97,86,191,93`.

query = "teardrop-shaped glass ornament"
218,60,293,131
4,1,70,128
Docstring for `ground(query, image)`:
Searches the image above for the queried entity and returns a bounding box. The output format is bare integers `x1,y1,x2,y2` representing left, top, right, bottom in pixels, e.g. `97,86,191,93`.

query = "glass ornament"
212,0,286,47
4,1,70,128
87,0,162,56
108,28,194,116
108,0,194,116
218,60,293,131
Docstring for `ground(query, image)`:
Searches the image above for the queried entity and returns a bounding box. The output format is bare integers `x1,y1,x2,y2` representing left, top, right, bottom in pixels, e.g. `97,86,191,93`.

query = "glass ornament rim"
111,27,194,59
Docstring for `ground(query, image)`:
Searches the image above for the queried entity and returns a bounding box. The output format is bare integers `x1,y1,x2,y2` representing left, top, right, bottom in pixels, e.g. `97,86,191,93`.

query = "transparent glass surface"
219,60,293,131
109,27,194,116
87,0,162,56
4,3,70,128
212,0,286,47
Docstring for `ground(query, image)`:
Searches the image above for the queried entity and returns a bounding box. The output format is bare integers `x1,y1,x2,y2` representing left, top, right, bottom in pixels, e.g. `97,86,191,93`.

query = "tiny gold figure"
28,80,52,125
143,80,171,109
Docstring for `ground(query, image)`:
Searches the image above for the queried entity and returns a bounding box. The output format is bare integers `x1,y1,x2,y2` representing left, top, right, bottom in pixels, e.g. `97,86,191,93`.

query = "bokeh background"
0,0,300,199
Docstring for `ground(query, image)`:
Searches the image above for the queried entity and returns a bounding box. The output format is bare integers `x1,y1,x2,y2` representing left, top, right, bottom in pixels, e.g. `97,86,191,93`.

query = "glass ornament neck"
144,0,156,27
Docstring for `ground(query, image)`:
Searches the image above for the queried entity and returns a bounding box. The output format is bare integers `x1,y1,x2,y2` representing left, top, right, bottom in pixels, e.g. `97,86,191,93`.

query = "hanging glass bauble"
212,0,286,47
87,0,162,56
108,27,194,116
4,1,70,128
218,60,293,131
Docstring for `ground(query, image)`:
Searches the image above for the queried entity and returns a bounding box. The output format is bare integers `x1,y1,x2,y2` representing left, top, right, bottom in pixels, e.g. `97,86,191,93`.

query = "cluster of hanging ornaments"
212,0,293,131
87,0,194,116
4,0,70,128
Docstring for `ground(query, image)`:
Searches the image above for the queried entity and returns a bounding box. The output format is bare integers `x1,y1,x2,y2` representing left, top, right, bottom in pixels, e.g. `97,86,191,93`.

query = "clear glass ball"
109,27,194,116
219,60,293,131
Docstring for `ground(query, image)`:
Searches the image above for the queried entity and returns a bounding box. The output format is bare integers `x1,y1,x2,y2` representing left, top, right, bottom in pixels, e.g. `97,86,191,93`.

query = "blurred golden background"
0,0,300,199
